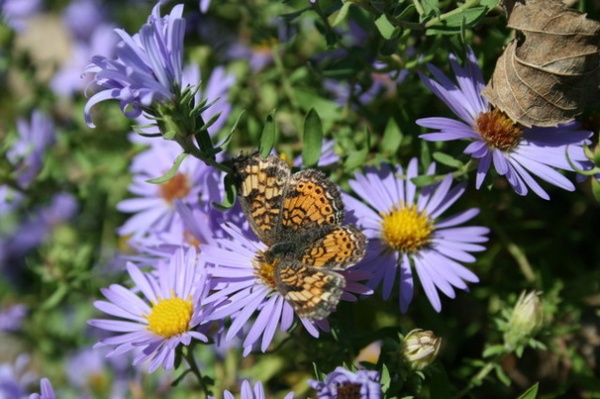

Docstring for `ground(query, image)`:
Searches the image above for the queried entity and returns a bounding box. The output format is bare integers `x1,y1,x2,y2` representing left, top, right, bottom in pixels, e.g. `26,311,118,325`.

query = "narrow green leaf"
516,383,539,399
331,2,352,26
420,140,432,167
494,364,511,386
482,344,506,358
40,285,69,310
374,14,398,40
212,172,237,211
345,130,370,171
381,118,403,154
259,110,277,158
146,152,189,184
411,174,437,187
419,0,441,18
432,152,464,168
380,364,391,392
426,7,488,35
302,109,323,167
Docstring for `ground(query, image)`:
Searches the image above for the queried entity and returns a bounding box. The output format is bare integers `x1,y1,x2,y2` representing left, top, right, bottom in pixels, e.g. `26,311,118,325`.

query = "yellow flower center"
146,297,193,338
160,173,190,203
380,204,433,253
253,251,278,290
475,108,523,152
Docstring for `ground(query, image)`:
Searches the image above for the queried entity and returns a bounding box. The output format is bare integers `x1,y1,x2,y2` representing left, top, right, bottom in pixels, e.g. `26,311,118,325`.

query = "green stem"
271,46,303,134
176,136,232,175
494,223,536,283
457,360,496,398
424,0,481,28
184,347,210,397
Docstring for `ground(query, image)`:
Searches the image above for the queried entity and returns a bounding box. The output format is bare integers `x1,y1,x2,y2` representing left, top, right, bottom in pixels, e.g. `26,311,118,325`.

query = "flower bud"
503,291,544,351
400,329,442,370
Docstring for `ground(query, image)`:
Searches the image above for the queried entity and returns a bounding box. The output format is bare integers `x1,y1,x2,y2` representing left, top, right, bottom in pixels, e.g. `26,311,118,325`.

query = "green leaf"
331,2,352,26
494,363,511,386
259,110,277,158
420,140,431,167
426,7,488,35
374,14,398,40
482,344,506,358
516,383,539,399
302,109,324,167
146,152,189,184
212,172,237,211
40,285,69,310
380,364,392,392
345,130,370,170
479,0,499,8
432,152,464,168
381,118,403,154
411,174,438,187
419,0,440,18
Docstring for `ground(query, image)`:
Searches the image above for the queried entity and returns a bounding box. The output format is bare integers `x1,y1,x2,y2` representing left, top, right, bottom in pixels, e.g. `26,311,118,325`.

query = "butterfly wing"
232,154,290,246
300,225,367,269
276,258,346,321
278,169,344,238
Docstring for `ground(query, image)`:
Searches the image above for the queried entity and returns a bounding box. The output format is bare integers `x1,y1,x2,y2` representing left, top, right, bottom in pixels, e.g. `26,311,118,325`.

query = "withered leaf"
482,0,600,127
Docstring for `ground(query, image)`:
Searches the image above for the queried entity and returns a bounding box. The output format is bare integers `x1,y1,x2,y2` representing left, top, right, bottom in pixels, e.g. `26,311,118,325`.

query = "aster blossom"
416,47,592,200
84,3,186,127
200,224,373,356
308,367,381,399
6,110,55,189
29,378,56,399
89,247,213,372
116,137,210,238
344,158,489,312
209,380,294,399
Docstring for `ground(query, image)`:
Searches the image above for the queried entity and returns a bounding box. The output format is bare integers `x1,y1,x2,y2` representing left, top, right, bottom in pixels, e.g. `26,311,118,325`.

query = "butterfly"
231,153,367,321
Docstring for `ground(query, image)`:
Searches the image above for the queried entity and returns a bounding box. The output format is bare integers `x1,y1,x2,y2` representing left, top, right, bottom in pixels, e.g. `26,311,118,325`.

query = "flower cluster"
3,0,598,397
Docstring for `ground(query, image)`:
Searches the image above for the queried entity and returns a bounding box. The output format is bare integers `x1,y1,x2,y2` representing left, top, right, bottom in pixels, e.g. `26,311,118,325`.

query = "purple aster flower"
52,23,118,97
6,110,55,189
344,158,489,312
0,0,41,31
0,355,36,398
84,3,186,127
89,247,213,373
210,380,295,399
3,193,78,261
416,47,592,200
125,200,221,264
28,378,56,399
308,367,381,399
62,0,106,41
66,346,130,398
0,303,27,332
201,224,373,356
116,137,210,238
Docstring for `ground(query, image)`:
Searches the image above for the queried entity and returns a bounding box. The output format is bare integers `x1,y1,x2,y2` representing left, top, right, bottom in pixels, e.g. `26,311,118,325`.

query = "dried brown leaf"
482,0,600,127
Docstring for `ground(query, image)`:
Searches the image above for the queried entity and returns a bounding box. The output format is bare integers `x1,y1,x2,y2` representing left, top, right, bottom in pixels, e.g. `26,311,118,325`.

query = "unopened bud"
503,291,544,351
400,329,442,370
